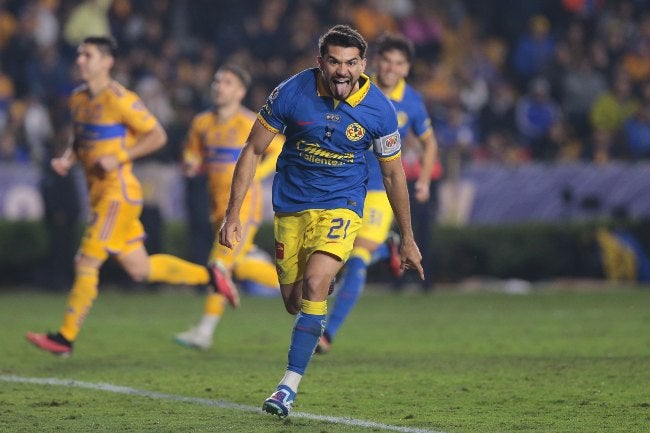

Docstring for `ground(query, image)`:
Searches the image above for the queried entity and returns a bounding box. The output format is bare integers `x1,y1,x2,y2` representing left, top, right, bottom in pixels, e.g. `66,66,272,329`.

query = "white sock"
196,314,220,337
278,370,302,393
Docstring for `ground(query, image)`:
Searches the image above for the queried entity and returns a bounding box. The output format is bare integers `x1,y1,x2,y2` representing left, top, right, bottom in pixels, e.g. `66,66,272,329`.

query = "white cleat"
174,327,212,351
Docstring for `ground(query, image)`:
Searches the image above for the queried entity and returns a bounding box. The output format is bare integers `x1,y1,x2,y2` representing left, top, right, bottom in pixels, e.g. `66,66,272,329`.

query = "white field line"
0,375,447,433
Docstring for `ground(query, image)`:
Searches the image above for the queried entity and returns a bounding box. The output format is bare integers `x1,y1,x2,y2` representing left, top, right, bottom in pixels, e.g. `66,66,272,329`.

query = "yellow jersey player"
219,25,424,418
174,64,283,350
26,36,238,357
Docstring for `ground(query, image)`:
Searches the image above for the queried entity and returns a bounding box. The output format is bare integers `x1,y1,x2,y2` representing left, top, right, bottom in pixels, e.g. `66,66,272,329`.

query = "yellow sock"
233,258,279,287
59,266,99,342
301,299,327,315
351,245,372,264
148,254,209,285
204,292,226,316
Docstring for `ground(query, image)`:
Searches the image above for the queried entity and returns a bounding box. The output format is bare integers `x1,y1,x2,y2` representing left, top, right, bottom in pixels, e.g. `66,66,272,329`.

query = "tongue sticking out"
332,79,352,99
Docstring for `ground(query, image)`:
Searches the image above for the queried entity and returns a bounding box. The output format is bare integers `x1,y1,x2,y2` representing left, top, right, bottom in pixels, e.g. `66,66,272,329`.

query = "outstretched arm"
414,131,438,203
379,156,425,279
219,119,277,249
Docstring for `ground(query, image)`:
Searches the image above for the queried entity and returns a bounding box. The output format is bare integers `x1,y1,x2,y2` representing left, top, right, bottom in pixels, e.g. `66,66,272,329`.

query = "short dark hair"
82,35,118,57
318,24,368,58
375,32,415,63
219,64,252,90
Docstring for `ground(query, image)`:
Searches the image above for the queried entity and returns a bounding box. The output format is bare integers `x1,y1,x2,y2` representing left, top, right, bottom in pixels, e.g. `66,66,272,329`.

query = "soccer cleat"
387,231,403,277
262,385,295,418
207,261,240,308
315,332,331,355
26,332,73,357
174,327,212,350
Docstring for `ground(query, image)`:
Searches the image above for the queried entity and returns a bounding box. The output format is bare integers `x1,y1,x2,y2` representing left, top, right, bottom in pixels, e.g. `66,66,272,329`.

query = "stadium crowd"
1,0,650,170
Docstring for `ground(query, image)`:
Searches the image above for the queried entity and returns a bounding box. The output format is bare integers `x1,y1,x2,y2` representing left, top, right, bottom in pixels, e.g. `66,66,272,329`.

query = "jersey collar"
371,75,406,102
317,72,371,108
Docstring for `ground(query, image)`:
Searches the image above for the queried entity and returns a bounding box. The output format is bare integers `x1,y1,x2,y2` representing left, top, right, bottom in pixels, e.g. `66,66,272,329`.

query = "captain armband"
372,130,401,158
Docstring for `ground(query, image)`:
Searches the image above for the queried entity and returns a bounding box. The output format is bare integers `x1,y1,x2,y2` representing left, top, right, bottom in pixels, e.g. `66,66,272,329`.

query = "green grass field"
1,285,648,433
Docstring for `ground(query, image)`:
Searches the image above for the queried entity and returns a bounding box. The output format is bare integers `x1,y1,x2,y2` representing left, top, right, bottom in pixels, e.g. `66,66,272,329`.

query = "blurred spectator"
456,62,488,115
479,80,517,140
25,44,72,102
0,4,17,50
0,126,28,163
63,0,112,47
135,75,174,128
350,0,398,43
585,127,616,164
30,0,61,48
561,55,607,139
435,102,478,167
590,70,639,134
2,5,38,97
474,130,529,164
512,14,556,91
624,103,650,159
548,116,582,161
596,13,630,75
19,95,53,164
0,68,14,130
477,80,528,163
399,2,442,60
621,14,650,84
285,2,323,73
243,0,289,83
561,0,605,20
515,76,561,159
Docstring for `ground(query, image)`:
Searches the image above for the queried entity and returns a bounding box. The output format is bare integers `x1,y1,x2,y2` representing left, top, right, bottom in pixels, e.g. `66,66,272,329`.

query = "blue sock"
371,243,390,263
287,312,325,375
325,256,367,340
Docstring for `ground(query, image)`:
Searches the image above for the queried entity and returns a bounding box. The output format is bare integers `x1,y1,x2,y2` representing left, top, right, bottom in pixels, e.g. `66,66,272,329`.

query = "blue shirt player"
318,31,439,354
219,24,424,418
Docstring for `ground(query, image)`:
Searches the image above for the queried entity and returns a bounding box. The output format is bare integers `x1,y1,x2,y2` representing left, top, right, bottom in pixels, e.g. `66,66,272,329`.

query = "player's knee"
123,262,149,282
74,254,102,272
302,274,330,298
127,267,149,282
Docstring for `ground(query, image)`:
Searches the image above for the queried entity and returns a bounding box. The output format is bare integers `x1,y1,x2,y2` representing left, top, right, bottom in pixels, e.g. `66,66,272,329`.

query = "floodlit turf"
1,285,649,433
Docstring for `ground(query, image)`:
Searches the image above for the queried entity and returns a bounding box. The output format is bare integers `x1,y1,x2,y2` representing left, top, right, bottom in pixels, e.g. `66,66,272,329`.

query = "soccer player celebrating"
174,64,283,350
317,32,439,354
219,25,424,418
26,36,238,357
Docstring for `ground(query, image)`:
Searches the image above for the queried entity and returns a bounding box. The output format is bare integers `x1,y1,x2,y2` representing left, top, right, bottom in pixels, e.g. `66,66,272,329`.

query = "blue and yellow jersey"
258,68,401,216
70,81,157,207
366,76,433,191
183,106,282,221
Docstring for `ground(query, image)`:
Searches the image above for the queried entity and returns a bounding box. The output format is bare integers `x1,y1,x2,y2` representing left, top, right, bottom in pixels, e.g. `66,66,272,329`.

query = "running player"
26,36,237,357
317,31,439,354
174,64,283,350
219,25,424,418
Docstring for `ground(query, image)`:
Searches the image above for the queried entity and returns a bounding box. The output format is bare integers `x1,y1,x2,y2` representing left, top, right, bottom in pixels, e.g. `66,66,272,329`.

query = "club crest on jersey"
382,132,399,149
345,123,365,141
376,131,401,155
